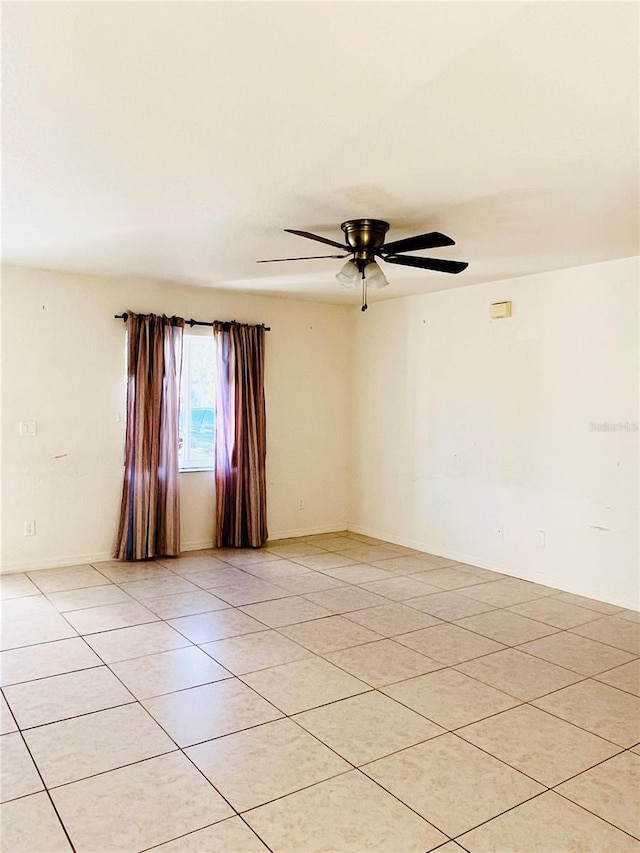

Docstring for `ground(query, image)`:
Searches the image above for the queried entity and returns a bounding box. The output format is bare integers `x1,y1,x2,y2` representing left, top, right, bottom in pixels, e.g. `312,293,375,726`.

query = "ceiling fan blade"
382,254,469,274
257,253,349,263
284,229,349,250
381,231,455,254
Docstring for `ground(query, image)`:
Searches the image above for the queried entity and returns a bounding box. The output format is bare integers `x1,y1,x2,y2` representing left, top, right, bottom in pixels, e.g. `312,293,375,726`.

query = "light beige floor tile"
51,751,233,853
95,560,173,582
143,589,230,618
410,567,487,591
455,648,582,700
3,666,134,728
326,639,443,686
381,545,426,557
264,542,327,559
458,704,620,786
186,717,350,811
168,608,266,642
335,545,406,563
180,566,255,588
0,574,40,600
1,594,60,623
632,745,640,755
550,591,625,615
359,576,442,600
363,734,542,837
239,596,333,627
0,694,17,734
303,586,390,614
142,678,282,746
156,554,231,573
620,609,640,623
434,845,467,853
302,534,355,550
345,602,442,636
321,563,396,584
0,732,44,802
556,751,640,838
102,563,180,583
459,791,640,852
241,560,313,581
278,615,382,654
532,680,640,747
152,817,269,851
504,579,558,597
293,691,444,765
0,792,73,852
0,638,101,687
571,615,640,655
595,658,640,696
201,629,312,674
518,631,635,676
244,770,447,853
415,553,461,570
272,571,347,594
242,656,370,714
289,552,359,571
213,579,290,606
374,555,453,574
118,576,202,601
62,600,159,634
109,645,230,699
84,621,191,663
46,584,133,612
408,590,496,620
382,668,519,729
24,703,176,787
458,579,552,608
455,610,558,645
223,552,283,569
508,597,604,629
451,563,505,581
26,565,108,593
0,613,78,651
396,623,505,665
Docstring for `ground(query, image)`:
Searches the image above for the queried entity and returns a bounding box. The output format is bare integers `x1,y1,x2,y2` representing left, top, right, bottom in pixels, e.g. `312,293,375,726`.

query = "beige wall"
1,265,352,571
3,258,638,610
349,257,639,609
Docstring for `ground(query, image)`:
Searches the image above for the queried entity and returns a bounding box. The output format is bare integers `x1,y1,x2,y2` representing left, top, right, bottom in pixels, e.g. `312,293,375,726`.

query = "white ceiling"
2,1,638,305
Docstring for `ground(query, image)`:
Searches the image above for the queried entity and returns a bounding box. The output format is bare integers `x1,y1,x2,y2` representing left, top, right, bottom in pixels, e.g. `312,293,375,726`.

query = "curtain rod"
114,313,270,331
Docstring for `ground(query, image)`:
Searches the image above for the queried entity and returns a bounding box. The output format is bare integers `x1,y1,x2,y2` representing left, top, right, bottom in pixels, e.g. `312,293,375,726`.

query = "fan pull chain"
361,270,368,312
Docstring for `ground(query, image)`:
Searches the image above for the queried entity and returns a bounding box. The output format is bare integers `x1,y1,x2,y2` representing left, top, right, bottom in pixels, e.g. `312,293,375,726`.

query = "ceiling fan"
257,219,468,311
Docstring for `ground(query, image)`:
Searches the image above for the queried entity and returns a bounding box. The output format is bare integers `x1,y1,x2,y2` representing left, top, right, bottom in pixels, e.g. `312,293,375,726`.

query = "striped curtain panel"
115,312,184,560
213,322,268,547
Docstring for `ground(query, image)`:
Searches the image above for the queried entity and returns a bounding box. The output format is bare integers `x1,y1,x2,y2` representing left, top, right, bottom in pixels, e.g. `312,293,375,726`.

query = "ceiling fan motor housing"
341,219,390,259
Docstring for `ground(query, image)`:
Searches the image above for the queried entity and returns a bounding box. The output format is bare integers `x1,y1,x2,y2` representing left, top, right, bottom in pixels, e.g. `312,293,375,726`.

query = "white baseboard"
180,539,215,552
267,524,347,541
346,522,639,611
0,550,116,575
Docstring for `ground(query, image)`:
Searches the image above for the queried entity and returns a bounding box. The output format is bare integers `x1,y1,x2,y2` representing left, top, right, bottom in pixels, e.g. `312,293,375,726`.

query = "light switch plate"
490,301,512,319
19,421,37,437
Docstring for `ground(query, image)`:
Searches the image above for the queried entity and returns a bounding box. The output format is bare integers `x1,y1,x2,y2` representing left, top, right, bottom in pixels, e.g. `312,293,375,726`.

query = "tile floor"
1,532,639,852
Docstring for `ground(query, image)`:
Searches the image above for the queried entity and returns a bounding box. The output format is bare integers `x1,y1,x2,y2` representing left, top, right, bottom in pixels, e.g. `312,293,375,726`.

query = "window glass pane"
179,335,215,471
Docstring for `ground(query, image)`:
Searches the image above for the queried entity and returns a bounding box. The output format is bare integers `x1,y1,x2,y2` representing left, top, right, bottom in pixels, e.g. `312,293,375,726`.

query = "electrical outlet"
24,520,36,537
297,498,304,510
536,530,546,547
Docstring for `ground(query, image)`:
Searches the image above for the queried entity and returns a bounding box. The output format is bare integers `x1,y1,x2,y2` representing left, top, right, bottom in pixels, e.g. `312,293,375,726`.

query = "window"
179,334,216,471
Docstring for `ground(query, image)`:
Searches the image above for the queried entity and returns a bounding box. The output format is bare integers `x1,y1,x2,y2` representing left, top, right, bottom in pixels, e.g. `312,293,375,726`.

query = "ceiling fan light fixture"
336,259,359,287
363,260,389,290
